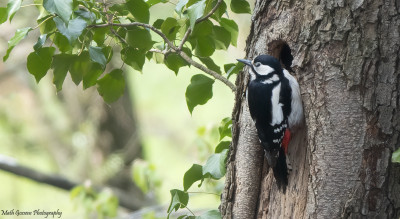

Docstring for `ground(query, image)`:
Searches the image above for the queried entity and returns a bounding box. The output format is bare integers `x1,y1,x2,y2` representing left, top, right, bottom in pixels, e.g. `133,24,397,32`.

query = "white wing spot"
270,83,283,125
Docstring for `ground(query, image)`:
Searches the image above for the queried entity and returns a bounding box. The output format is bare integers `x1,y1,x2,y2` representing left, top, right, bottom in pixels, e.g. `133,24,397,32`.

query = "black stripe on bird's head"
237,55,283,79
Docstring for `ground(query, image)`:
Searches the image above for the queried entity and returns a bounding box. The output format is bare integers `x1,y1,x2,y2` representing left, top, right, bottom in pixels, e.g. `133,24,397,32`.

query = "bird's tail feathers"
272,147,288,192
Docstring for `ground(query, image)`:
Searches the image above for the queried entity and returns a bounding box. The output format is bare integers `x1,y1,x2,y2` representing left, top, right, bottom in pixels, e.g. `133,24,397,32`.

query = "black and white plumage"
238,54,303,189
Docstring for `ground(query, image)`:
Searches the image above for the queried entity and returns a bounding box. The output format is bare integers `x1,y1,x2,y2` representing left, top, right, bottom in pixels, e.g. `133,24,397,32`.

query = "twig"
149,49,166,54
89,22,178,51
110,28,128,45
187,191,220,196
88,0,236,92
178,28,191,51
185,206,196,216
20,4,41,8
149,48,235,91
178,0,222,50
33,15,55,30
195,0,223,24
179,51,236,91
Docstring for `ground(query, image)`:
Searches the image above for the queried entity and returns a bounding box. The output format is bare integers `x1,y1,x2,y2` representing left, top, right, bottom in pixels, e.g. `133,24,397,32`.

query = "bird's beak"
236,59,252,66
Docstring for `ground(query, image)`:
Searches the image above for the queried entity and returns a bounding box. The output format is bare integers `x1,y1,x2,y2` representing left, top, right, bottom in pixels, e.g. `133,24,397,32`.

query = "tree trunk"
221,0,400,218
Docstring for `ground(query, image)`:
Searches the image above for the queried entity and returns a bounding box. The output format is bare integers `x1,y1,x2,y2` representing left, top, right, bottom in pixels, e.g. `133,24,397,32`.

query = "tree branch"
178,0,222,51
196,0,223,24
178,51,236,91
88,0,236,92
0,155,152,210
89,22,178,51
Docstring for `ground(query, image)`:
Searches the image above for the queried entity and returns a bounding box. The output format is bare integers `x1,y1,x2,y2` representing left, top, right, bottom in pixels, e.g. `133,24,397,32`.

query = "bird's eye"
254,62,261,67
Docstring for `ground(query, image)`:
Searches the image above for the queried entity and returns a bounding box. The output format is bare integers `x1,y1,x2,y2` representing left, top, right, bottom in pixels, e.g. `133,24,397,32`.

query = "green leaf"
183,164,204,191
195,36,215,57
92,27,109,46
109,4,130,16
175,0,189,14
53,32,72,53
121,47,146,72
146,51,153,60
0,8,7,24
83,63,103,89
153,19,164,29
89,46,107,68
126,0,150,23
69,51,90,85
191,19,213,37
126,26,154,51
167,189,189,214
202,149,228,179
3,27,32,62
27,47,56,83
187,0,206,30
215,141,230,153
230,0,251,14
210,0,227,21
52,54,73,91
198,57,221,74
33,34,48,51
219,18,238,47
103,46,113,63
219,117,232,140
43,0,73,22
185,74,214,114
187,0,202,7
178,18,189,38
74,8,96,23
195,210,221,219
53,17,87,44
165,54,188,75
212,26,231,50
161,17,179,41
7,0,21,21
145,0,167,7
392,148,400,163
224,62,244,78
70,186,84,199
38,15,57,34
97,69,125,104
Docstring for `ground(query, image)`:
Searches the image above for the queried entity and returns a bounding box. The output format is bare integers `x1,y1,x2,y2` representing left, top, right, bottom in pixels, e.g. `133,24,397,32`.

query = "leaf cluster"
2,0,248,108
167,117,232,218
70,185,119,218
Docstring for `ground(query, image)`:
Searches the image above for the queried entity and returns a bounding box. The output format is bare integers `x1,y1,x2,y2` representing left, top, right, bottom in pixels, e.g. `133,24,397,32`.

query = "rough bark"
221,0,400,218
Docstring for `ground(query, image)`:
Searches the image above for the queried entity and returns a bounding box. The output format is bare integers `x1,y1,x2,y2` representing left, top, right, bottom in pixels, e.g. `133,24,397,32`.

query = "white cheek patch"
249,68,256,80
255,65,274,76
261,74,279,84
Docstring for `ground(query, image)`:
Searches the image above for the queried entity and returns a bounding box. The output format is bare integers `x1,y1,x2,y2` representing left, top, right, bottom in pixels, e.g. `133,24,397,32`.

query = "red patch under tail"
282,129,291,154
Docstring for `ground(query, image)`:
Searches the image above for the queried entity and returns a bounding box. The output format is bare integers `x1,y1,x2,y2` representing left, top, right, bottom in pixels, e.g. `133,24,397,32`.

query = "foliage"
2,0,246,112
70,185,119,218
132,159,162,195
1,0,250,217
392,148,400,163
167,118,231,218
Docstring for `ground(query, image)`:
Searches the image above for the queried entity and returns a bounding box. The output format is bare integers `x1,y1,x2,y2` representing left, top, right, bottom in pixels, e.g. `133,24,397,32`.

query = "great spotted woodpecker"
237,44,303,189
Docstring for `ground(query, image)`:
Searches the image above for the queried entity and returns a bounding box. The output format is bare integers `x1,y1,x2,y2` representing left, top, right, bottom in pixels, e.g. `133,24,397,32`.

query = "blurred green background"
0,0,252,218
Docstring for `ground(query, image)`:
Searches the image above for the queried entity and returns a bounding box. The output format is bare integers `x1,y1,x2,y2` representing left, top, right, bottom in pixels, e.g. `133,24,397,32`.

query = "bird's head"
237,55,283,80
